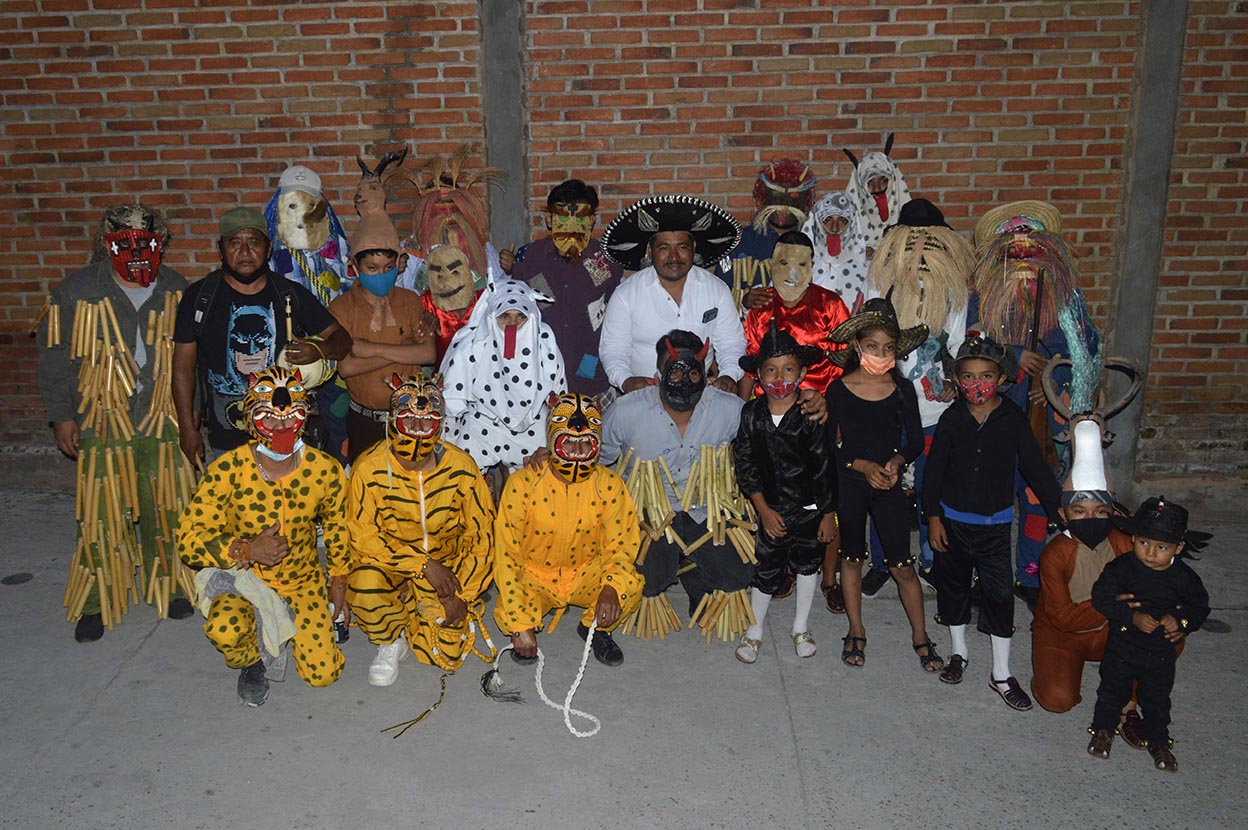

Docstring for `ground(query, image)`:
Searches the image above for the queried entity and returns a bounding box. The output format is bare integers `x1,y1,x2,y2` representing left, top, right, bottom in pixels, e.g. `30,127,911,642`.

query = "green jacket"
37,259,188,426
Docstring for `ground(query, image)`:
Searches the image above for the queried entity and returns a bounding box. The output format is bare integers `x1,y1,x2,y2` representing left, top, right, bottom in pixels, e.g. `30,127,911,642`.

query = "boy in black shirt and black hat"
923,335,1062,709
1086,496,1211,772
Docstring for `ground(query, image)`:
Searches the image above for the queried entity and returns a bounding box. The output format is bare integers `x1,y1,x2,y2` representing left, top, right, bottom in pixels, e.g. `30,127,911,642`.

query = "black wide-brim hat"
739,321,825,375
895,197,952,229
942,333,1020,387
1112,496,1213,551
826,287,929,367
601,194,742,271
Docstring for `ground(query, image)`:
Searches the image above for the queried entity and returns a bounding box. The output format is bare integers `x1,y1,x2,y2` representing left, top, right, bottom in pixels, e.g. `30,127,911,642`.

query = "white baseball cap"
278,165,322,197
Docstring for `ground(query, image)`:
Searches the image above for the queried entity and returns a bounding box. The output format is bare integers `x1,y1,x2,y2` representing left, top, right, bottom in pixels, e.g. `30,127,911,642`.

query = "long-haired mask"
243,366,309,455
385,373,444,463
659,336,710,412
546,393,602,484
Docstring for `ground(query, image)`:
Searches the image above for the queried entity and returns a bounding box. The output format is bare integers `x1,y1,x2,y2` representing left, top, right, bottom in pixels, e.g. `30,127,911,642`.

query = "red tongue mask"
268,424,299,454
503,324,518,359
872,192,890,223
826,235,842,257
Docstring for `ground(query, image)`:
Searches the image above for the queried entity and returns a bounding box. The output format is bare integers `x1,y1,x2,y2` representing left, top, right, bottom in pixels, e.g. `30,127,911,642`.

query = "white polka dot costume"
801,191,870,311
844,145,911,253
439,278,567,470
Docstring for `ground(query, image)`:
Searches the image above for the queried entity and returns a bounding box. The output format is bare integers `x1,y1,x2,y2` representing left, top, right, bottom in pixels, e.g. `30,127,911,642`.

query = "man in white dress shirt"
598,195,747,395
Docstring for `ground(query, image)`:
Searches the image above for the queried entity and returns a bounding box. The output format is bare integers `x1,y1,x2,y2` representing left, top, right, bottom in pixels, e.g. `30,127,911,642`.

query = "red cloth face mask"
826,235,842,257
872,192,890,223
104,229,162,287
761,379,798,400
959,379,998,405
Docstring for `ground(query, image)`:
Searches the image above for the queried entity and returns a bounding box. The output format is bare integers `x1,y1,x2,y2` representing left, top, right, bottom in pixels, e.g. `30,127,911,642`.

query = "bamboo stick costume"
493,394,643,641
36,204,196,642
346,373,496,680
178,367,349,699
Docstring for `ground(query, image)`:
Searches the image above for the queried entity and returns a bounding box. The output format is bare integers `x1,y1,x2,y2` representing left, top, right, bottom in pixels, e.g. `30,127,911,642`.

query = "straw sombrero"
973,200,1063,251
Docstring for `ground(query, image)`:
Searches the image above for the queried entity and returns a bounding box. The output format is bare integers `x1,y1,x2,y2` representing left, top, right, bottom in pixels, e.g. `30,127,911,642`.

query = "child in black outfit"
1086,496,1211,772
825,290,942,672
923,335,1062,710
732,324,837,663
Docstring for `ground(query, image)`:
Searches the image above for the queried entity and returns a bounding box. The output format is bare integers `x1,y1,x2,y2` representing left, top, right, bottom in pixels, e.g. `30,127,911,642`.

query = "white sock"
949,624,968,660
791,573,818,634
991,635,1012,689
745,588,772,640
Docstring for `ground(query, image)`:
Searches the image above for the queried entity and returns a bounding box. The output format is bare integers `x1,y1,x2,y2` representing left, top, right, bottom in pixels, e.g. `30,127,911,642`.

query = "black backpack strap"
190,272,224,340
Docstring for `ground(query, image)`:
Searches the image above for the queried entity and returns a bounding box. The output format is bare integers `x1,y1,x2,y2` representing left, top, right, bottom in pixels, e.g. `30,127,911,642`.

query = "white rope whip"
484,619,602,738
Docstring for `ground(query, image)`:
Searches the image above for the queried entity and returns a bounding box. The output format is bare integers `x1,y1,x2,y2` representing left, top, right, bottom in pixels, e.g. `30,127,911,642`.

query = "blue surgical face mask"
360,266,398,297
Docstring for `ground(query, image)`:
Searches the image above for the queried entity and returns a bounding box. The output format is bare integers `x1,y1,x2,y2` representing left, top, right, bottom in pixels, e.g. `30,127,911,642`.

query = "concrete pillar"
1104,0,1188,500
480,0,530,251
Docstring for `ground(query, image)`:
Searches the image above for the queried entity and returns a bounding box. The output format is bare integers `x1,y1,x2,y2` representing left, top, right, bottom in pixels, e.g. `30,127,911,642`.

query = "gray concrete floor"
1,487,1244,830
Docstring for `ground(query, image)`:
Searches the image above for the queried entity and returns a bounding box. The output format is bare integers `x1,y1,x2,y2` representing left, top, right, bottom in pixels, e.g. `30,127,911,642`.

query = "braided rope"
488,619,602,738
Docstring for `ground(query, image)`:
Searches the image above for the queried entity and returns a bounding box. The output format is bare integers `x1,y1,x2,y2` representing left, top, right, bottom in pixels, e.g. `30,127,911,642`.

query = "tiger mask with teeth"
546,393,602,484
385,373,444,464
243,366,309,456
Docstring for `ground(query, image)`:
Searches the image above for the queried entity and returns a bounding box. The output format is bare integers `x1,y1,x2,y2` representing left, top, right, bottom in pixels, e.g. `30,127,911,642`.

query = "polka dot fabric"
802,191,870,311
440,278,567,470
845,151,911,253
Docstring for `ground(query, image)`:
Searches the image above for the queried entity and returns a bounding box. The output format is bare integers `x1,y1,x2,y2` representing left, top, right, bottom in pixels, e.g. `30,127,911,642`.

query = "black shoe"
1015,583,1040,612
74,613,104,643
237,660,269,707
577,623,624,667
168,597,195,620
861,568,891,597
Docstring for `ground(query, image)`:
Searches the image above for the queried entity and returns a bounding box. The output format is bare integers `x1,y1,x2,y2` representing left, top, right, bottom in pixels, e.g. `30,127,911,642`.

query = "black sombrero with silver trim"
601,194,742,271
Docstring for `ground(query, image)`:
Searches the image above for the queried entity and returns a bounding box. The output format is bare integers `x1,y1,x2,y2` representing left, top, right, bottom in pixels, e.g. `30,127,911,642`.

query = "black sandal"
841,635,866,668
913,640,944,673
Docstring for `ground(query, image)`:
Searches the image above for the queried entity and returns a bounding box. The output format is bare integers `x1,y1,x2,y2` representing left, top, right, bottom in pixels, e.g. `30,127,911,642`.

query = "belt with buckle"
349,400,389,423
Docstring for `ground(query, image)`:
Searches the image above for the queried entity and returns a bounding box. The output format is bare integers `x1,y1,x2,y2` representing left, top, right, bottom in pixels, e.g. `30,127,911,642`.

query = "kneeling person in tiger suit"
494,393,643,667
346,373,495,685
178,366,349,707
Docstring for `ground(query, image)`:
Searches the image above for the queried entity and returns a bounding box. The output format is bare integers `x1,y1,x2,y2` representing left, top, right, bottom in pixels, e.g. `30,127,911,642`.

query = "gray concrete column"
480,0,530,250
1104,0,1189,500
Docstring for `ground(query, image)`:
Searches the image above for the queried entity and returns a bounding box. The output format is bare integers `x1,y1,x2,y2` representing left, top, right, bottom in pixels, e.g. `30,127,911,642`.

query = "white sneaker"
368,636,409,686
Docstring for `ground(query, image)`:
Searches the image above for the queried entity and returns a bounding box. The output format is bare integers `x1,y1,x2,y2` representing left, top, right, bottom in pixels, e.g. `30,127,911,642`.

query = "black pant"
753,509,822,595
934,519,1015,638
1090,637,1176,746
346,408,387,465
640,512,754,609
838,474,914,568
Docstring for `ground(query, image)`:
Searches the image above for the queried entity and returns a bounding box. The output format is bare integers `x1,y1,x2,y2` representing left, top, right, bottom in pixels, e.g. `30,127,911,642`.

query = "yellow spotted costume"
493,393,644,636
346,439,495,668
177,368,349,688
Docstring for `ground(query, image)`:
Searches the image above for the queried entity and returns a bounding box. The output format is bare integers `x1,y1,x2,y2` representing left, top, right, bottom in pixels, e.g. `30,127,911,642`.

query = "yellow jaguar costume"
346,373,496,669
493,393,643,635
177,367,348,688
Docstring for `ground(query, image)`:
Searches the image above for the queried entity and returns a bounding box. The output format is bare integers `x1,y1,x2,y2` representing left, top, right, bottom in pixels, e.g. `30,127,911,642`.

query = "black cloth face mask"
1068,517,1112,549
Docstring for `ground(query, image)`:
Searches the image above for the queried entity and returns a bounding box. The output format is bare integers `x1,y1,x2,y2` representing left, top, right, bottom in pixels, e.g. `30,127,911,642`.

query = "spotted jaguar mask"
243,366,309,458
546,393,602,484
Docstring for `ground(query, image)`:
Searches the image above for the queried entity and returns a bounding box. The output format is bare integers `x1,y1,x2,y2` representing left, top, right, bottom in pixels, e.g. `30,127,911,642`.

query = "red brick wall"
3,1,1244,492
0,0,485,446
1136,0,1248,484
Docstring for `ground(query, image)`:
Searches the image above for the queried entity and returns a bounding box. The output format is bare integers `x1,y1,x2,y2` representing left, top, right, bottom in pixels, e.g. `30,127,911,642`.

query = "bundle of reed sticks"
688,588,755,644
31,296,62,347
620,449,678,548
681,443,758,565
731,257,770,311
618,593,681,641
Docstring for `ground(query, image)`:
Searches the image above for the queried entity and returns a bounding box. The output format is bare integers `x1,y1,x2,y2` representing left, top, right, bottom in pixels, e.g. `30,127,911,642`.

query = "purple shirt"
512,236,623,395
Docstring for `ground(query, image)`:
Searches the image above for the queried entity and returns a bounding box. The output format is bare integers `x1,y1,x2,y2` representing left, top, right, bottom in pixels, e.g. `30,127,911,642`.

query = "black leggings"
837,474,914,568
1090,638,1176,746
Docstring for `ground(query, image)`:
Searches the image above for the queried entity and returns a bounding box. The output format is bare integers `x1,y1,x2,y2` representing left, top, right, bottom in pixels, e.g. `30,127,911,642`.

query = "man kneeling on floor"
346,373,495,685
178,367,349,706
494,393,644,667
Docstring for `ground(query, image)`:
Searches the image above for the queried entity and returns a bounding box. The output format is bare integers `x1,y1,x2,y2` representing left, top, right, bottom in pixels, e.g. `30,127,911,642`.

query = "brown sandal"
989,676,1033,711
822,583,846,614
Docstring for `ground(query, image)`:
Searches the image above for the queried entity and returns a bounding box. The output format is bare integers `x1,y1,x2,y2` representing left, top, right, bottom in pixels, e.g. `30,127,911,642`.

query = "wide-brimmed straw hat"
973,199,1063,250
